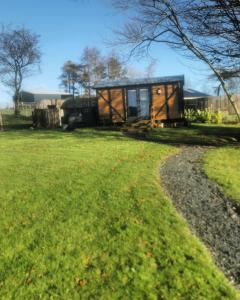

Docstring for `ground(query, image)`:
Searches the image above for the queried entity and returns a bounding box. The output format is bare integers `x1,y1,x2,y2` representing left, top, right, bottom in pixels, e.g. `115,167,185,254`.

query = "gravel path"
160,146,240,286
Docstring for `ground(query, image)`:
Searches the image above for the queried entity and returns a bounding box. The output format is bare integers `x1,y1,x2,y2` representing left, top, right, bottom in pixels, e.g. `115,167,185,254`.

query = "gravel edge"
160,146,240,286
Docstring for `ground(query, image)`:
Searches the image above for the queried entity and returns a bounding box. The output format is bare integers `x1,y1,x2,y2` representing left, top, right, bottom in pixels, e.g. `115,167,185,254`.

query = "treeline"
59,47,127,97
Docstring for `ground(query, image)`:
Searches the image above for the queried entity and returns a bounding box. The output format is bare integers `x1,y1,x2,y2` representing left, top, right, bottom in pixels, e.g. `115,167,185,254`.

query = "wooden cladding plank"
152,85,167,120
111,89,124,123
152,84,181,120
98,89,110,120
168,84,181,119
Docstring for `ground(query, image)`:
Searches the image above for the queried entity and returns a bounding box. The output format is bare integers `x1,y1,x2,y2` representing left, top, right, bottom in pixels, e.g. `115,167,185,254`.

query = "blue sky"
0,0,215,107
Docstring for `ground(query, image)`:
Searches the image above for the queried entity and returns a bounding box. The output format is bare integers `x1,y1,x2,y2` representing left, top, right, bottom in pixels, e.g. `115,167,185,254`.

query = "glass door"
127,89,138,117
127,88,150,119
139,89,150,118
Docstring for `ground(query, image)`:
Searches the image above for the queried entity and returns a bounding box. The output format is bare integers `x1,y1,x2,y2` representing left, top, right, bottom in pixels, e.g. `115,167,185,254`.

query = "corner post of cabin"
179,81,184,117
108,89,113,124
122,88,127,122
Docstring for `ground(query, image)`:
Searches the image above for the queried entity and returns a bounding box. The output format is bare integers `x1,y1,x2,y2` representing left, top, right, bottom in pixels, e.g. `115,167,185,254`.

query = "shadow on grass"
1,111,239,147
0,125,126,142
72,127,126,141
124,124,240,147
64,123,240,147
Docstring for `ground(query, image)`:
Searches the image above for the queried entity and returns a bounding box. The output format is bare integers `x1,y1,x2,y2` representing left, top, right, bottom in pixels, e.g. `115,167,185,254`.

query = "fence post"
0,113,3,131
151,106,155,128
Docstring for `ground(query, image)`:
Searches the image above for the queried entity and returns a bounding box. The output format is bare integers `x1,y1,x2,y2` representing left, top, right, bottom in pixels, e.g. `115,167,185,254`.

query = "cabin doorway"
127,88,150,121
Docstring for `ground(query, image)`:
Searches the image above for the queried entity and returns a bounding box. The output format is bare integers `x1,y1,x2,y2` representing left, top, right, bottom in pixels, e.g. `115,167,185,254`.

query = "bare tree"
126,66,144,78
145,58,158,78
210,70,240,96
112,0,240,120
185,0,240,72
106,51,127,79
80,47,107,96
0,26,41,115
59,60,83,98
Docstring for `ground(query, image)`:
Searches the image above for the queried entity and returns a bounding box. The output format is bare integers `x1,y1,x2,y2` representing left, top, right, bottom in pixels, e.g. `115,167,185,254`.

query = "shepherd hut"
94,75,185,126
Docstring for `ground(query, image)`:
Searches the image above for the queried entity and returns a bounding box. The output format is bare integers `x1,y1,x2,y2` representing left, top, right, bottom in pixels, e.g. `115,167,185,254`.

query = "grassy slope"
0,128,238,299
204,147,240,204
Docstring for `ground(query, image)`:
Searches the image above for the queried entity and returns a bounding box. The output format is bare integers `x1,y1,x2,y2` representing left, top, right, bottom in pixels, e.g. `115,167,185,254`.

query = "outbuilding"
20,90,71,105
94,75,185,126
184,88,210,110
61,97,98,128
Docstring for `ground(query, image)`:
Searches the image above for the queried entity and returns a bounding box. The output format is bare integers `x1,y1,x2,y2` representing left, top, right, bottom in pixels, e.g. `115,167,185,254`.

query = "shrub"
195,109,211,123
214,111,223,124
184,109,196,122
184,108,213,123
222,114,239,124
209,111,223,124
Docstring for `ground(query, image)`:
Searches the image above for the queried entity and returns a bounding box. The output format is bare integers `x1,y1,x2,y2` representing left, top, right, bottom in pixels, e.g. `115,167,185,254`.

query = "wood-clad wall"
152,85,167,120
98,89,110,121
168,83,181,119
111,89,125,123
152,83,182,120
97,89,125,123
97,82,183,123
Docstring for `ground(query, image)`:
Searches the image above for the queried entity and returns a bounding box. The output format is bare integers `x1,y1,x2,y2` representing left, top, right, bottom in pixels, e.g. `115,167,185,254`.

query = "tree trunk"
14,92,20,117
88,86,91,98
216,79,240,122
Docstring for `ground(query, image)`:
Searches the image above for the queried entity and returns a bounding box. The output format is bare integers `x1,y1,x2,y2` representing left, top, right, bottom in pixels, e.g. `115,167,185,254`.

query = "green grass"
143,123,240,146
204,147,240,204
0,126,239,299
0,108,32,130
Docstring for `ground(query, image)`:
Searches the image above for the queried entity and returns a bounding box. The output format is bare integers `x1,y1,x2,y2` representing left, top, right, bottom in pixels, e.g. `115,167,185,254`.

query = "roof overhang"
93,75,185,89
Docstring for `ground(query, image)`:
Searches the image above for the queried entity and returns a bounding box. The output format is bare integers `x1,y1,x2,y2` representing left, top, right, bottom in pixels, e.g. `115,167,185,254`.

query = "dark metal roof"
93,75,184,89
21,89,71,96
184,88,210,99
61,97,98,109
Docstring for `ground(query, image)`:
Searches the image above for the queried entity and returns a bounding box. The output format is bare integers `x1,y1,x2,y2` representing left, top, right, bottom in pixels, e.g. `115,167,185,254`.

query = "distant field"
204,147,240,204
0,124,238,299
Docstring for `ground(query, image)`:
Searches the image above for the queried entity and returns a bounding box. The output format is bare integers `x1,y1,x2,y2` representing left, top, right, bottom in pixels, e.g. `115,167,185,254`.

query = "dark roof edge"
93,75,185,89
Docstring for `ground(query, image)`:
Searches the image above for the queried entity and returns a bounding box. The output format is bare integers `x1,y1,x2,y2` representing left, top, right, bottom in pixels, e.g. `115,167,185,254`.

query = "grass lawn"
0,108,32,130
0,124,239,299
204,147,240,204
144,123,240,146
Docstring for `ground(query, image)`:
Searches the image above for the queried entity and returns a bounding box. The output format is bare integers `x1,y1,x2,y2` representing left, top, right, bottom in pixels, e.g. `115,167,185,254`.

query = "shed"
35,99,65,109
94,75,185,125
20,90,71,105
61,97,98,127
184,88,211,110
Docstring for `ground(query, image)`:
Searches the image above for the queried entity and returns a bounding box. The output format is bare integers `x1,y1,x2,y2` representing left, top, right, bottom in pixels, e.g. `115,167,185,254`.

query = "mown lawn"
0,127,238,299
204,147,240,204
145,123,240,146
0,108,32,130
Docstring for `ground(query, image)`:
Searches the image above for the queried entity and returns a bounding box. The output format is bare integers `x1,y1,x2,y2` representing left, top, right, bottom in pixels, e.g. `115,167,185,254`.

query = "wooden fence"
33,108,63,128
184,95,240,115
0,113,3,131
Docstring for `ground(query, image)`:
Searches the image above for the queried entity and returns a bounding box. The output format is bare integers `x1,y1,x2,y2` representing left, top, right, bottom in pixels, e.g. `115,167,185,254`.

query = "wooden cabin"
94,75,185,126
